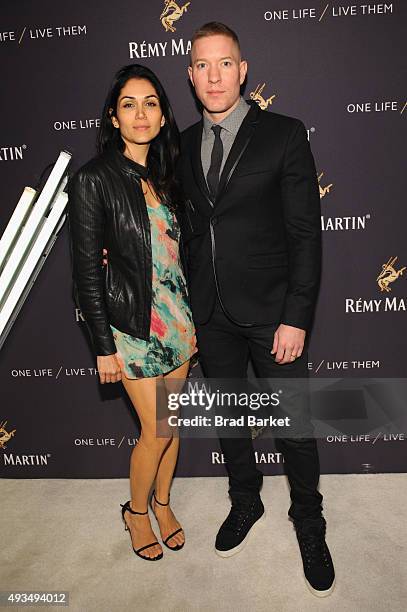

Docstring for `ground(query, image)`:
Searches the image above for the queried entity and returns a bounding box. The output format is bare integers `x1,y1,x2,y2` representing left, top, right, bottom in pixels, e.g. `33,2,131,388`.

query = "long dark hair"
97,64,180,209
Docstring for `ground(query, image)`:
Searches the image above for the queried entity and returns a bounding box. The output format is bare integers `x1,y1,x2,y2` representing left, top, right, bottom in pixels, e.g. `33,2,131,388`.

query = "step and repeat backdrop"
1,0,406,478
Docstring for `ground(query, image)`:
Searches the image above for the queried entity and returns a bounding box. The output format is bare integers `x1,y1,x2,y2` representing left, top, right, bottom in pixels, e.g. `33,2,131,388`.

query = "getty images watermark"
155,377,407,440
156,378,313,439
166,385,290,429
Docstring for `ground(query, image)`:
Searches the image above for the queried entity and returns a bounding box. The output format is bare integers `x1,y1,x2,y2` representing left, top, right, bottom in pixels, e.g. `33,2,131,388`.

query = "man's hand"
102,248,108,266
271,324,306,364
97,353,122,383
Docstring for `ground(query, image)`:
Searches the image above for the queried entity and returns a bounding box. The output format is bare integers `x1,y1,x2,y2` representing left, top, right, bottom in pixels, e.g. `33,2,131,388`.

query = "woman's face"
111,77,165,148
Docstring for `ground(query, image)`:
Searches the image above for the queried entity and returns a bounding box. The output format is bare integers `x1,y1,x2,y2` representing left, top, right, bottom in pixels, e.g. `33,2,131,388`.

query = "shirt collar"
203,96,250,138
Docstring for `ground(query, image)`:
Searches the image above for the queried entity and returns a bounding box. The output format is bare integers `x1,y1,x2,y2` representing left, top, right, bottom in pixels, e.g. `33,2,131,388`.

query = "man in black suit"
179,22,335,596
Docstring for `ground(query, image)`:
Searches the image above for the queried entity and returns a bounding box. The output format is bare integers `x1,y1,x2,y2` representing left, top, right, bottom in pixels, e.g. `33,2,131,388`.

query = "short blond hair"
191,22,241,54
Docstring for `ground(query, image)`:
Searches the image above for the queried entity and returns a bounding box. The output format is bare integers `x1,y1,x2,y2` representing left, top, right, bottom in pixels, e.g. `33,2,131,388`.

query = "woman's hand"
97,353,122,384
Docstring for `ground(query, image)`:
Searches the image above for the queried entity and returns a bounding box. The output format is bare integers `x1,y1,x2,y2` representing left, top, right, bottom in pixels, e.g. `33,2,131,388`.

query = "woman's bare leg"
121,374,171,559
152,360,190,547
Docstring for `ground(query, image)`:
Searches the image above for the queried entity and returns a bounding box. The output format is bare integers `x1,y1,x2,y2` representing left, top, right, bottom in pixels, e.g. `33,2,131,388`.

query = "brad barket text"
167,415,291,428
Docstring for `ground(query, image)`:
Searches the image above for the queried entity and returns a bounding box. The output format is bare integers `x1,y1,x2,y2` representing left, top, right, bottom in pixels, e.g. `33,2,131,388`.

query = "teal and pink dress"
110,201,197,379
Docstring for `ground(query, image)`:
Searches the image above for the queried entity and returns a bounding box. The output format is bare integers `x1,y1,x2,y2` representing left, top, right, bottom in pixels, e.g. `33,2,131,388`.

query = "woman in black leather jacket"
68,64,197,561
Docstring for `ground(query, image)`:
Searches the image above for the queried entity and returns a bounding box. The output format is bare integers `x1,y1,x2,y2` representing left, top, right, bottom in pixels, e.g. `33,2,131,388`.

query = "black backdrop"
1,0,406,477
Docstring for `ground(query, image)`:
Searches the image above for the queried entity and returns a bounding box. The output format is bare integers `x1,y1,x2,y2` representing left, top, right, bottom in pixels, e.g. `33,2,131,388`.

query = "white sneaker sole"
305,575,336,597
214,510,266,558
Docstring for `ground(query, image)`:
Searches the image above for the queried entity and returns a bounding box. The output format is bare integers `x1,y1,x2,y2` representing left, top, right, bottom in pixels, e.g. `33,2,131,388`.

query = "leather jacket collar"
104,144,149,180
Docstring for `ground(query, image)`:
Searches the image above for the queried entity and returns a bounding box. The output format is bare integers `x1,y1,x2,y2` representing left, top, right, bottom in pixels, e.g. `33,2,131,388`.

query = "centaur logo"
377,256,406,292
0,420,16,449
0,145,27,161
160,0,191,32
318,171,333,199
249,83,276,110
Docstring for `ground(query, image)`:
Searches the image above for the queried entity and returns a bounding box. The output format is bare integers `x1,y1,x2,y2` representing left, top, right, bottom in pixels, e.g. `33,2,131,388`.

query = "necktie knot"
211,124,222,137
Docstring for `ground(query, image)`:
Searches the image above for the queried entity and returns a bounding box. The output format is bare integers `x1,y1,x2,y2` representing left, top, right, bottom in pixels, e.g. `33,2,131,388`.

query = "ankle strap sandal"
120,500,163,561
151,491,184,551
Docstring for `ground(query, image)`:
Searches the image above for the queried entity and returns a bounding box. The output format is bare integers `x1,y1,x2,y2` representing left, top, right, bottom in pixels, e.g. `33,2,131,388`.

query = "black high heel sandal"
151,490,185,551
120,500,163,561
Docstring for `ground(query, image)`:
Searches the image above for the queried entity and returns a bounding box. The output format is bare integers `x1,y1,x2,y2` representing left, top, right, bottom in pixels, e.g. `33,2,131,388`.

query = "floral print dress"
110,201,197,379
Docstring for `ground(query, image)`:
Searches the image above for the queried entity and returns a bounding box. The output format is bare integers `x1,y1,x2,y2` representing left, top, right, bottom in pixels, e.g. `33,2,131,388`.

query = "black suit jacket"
178,101,322,331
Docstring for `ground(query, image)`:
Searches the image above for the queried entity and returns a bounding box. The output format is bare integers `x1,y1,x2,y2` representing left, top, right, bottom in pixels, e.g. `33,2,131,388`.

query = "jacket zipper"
136,177,151,336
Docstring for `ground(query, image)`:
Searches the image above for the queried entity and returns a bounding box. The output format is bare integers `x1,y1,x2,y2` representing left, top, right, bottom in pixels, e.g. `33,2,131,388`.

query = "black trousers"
195,297,323,521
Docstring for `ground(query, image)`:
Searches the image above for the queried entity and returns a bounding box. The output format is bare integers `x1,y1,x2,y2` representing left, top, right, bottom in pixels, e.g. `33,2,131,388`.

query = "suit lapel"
215,102,261,204
190,120,213,209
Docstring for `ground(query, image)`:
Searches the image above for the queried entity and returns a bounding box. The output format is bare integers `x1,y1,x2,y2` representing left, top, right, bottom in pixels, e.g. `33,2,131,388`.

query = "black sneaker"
294,516,335,597
215,495,265,558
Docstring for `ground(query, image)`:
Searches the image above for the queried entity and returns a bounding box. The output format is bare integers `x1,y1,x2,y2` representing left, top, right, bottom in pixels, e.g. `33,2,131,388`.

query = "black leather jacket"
68,145,181,356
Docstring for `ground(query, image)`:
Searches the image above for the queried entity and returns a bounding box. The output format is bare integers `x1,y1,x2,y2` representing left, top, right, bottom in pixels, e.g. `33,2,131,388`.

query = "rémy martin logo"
249,83,276,110
318,172,333,199
377,257,406,292
160,0,190,32
0,420,16,449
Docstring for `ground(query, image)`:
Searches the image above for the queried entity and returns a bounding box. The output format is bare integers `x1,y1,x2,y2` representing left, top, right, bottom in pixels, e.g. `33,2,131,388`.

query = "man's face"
188,34,247,119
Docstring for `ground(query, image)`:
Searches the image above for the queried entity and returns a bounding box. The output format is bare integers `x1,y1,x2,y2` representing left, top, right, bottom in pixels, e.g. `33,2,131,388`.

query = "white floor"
1,473,406,612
